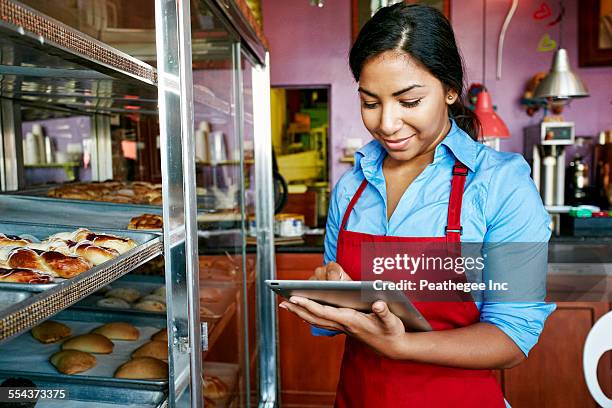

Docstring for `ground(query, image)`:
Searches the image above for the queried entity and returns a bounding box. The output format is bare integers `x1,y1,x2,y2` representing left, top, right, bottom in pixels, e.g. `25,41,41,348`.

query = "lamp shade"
474,90,510,138
533,48,589,99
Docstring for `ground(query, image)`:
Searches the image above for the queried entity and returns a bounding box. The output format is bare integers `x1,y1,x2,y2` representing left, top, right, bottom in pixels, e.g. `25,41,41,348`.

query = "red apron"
334,161,506,408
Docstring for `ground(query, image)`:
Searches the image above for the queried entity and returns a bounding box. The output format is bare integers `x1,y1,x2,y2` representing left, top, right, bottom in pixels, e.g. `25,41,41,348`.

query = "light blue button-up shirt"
315,120,556,357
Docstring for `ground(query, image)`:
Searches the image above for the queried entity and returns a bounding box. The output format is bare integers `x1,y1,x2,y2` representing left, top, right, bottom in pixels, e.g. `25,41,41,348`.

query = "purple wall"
262,0,612,186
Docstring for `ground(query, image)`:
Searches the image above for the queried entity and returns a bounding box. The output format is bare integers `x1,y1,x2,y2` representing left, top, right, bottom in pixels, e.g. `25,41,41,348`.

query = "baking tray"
0,195,162,229
203,361,239,406
0,289,32,312
0,309,168,389
72,274,166,315
0,221,161,292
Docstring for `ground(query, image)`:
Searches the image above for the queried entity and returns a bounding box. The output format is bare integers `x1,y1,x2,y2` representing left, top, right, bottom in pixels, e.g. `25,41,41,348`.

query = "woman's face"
358,50,457,162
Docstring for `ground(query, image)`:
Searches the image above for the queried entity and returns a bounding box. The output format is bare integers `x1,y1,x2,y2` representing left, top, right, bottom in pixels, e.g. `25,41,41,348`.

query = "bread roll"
0,234,30,248
151,285,166,298
40,251,90,278
71,229,137,254
203,375,228,398
62,333,114,354
128,214,163,230
151,328,168,343
31,320,71,343
73,242,119,266
92,322,139,341
50,350,96,374
0,268,51,284
133,300,166,312
114,357,168,379
131,340,167,360
141,294,166,304
97,297,130,309
105,287,141,303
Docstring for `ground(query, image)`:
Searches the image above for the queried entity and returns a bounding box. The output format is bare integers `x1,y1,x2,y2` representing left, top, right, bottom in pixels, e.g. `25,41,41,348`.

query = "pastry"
6,248,90,278
0,268,51,284
62,333,114,354
72,242,119,266
114,357,168,379
131,340,167,360
92,322,139,341
0,233,30,247
50,350,96,375
203,375,228,398
133,300,166,312
151,285,166,297
128,214,163,230
96,297,130,309
141,294,166,304
151,328,168,343
72,230,137,254
31,320,71,343
105,287,141,303
201,287,222,303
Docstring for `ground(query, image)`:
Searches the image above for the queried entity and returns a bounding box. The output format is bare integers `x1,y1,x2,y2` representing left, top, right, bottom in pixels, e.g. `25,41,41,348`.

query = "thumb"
326,262,347,281
372,301,394,327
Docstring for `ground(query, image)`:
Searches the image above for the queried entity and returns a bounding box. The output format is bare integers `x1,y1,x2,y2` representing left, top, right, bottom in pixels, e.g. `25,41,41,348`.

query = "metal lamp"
533,48,589,100
474,90,510,151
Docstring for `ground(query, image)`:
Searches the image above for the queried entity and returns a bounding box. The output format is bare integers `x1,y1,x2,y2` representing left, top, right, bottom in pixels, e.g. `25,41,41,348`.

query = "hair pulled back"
349,3,480,140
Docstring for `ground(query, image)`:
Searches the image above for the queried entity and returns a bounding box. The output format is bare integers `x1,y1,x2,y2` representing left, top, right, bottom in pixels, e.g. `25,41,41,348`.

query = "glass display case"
0,0,275,406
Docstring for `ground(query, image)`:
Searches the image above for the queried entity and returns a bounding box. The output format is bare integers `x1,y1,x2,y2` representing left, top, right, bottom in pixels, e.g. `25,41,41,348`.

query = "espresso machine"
524,122,575,206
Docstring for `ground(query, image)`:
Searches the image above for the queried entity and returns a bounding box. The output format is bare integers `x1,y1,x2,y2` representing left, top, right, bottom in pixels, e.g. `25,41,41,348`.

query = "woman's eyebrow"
358,84,424,98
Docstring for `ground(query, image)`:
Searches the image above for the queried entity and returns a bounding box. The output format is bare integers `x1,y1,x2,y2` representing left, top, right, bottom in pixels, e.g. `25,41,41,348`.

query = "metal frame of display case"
0,0,276,407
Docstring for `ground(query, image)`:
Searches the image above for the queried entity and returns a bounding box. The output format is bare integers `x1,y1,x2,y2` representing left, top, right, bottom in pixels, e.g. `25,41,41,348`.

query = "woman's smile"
381,134,415,151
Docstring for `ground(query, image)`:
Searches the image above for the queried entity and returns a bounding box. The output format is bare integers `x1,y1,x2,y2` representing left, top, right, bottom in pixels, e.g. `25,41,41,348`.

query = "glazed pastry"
114,357,168,379
62,333,114,354
6,248,90,278
203,375,228,398
105,287,141,303
96,297,130,309
133,300,166,312
91,322,139,341
50,350,96,375
72,241,119,266
31,320,71,343
128,214,163,230
0,268,51,284
0,233,30,248
151,328,168,343
131,340,167,360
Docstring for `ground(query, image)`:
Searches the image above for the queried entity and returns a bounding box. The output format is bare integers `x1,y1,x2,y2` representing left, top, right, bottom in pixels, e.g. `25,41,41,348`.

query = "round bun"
141,294,166,304
133,300,166,312
203,375,228,398
131,341,167,360
0,268,51,284
31,320,72,343
73,242,118,266
114,357,168,379
151,328,168,343
105,287,141,303
40,251,90,278
97,297,130,309
62,333,114,354
50,350,96,375
92,322,139,341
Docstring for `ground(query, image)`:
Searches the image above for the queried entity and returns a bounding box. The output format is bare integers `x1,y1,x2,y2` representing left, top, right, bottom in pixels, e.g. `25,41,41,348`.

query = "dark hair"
349,3,481,140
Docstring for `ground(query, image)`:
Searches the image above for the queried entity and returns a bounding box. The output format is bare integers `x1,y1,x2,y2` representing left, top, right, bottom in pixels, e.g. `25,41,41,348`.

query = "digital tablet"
266,280,432,332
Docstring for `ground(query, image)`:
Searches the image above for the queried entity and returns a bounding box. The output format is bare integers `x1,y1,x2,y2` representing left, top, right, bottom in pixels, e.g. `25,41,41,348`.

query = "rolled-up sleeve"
480,155,556,356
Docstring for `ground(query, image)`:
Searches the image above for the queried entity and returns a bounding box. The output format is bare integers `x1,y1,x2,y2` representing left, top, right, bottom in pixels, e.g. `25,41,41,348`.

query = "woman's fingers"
310,265,327,280
280,301,345,331
326,262,351,281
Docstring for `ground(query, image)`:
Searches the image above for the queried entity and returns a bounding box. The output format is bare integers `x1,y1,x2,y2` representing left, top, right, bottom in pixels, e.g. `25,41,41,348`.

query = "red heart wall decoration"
533,2,552,20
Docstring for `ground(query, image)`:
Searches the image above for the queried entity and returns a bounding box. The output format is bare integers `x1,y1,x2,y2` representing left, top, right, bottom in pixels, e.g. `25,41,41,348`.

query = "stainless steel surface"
201,321,208,351
0,0,156,85
92,114,114,180
0,224,162,343
533,48,589,99
0,195,162,228
0,289,31,312
253,53,278,407
0,99,24,191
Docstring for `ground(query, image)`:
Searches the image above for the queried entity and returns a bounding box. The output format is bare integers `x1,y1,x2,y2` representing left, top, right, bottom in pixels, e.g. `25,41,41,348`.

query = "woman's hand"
309,261,352,281
280,297,408,359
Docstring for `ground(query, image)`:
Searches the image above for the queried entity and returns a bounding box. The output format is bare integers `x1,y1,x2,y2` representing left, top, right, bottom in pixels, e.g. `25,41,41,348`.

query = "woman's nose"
378,104,402,136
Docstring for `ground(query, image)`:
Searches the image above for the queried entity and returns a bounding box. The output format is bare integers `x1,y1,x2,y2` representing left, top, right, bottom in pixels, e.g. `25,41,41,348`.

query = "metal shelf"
0,236,163,344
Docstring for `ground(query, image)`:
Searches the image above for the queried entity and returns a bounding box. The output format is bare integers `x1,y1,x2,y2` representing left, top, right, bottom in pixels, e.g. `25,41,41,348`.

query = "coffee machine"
524,122,575,206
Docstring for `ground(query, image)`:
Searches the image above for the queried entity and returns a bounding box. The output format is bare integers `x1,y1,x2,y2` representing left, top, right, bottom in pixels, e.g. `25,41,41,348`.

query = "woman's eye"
362,101,379,109
400,98,422,108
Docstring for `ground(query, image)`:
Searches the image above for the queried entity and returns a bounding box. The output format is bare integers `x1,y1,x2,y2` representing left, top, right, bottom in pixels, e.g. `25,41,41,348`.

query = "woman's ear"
445,90,459,105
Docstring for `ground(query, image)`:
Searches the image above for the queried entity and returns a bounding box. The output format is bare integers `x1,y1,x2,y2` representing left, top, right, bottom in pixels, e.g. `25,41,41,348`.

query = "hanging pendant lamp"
474,90,510,139
533,48,589,100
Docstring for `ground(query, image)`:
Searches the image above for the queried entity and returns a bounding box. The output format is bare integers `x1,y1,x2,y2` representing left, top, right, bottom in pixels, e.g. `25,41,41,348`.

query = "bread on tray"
0,268,51,284
133,300,166,312
131,341,167,360
128,214,163,230
50,350,96,375
105,288,141,303
31,321,72,344
62,333,114,354
114,357,168,379
151,328,168,343
91,322,139,341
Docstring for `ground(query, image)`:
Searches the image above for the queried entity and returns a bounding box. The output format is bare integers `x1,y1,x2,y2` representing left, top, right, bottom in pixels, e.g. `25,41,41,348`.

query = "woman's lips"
382,134,415,150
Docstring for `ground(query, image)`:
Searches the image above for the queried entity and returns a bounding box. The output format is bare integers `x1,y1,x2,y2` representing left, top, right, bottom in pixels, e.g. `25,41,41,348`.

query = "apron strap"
340,179,368,231
446,160,468,242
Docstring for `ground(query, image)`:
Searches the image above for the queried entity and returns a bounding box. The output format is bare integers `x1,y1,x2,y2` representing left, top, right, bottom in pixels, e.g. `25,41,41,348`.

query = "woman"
279,4,555,408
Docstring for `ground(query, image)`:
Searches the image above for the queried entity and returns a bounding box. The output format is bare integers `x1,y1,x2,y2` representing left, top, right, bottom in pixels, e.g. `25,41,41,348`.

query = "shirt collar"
354,120,478,174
